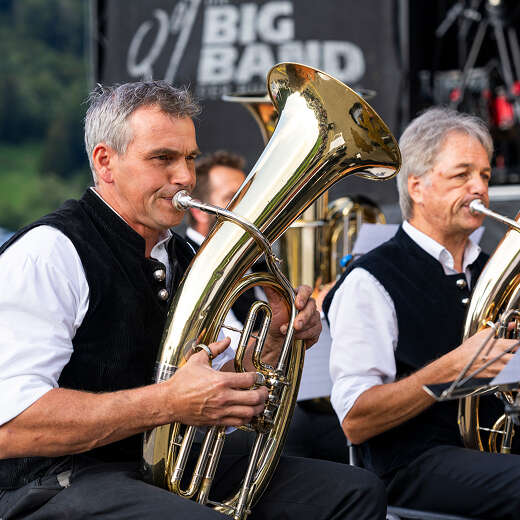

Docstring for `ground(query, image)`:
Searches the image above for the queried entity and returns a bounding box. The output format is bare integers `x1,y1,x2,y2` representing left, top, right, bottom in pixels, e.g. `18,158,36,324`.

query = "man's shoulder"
1,193,85,253
323,236,399,319
1,225,78,266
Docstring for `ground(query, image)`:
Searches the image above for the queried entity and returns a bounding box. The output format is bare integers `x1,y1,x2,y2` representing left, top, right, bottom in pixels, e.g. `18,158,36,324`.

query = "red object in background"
450,88,461,102
491,90,515,129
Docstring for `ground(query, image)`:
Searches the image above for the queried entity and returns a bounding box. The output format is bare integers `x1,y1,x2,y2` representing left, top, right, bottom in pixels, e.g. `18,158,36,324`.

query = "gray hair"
84,81,201,182
397,107,493,220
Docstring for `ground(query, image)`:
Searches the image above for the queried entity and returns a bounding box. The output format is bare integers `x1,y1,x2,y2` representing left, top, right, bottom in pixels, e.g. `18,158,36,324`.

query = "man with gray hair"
324,107,520,518
0,80,385,519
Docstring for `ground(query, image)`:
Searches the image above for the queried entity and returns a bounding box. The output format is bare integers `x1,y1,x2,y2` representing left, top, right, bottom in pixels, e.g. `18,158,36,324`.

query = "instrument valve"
267,392,280,406
268,376,289,389
250,415,273,433
263,409,275,422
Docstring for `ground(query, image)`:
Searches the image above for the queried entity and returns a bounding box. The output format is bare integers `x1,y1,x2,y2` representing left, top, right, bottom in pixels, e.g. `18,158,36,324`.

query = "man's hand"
265,284,322,350
165,337,268,427
446,328,519,379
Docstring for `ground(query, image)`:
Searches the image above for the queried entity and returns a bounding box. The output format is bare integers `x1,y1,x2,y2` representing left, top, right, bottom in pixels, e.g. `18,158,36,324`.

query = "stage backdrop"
92,0,407,207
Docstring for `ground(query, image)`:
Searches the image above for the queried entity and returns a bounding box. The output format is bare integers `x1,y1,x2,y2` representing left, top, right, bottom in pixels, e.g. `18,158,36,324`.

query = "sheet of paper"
491,349,520,386
297,318,333,400
352,223,398,256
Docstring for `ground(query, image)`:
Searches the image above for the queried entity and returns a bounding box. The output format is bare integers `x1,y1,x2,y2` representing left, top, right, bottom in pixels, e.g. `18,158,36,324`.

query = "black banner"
93,0,406,205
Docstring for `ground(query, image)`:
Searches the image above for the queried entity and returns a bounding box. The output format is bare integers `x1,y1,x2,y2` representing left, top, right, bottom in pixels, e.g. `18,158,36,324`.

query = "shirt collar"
151,228,173,258
402,220,481,274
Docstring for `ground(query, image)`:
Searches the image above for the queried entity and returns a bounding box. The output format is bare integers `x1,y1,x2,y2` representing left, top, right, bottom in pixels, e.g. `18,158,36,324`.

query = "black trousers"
0,432,385,520
282,402,349,464
387,445,520,520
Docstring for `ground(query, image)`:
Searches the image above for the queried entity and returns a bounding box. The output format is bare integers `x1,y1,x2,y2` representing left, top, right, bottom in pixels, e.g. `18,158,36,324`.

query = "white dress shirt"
328,220,481,425
0,195,234,426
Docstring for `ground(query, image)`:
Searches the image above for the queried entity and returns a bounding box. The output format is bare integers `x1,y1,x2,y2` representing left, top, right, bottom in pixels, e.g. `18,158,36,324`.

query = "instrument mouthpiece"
469,199,485,215
172,190,192,210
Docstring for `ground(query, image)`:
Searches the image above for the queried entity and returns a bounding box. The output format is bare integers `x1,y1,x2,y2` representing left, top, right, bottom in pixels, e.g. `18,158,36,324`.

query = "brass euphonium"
223,88,386,288
459,199,520,453
142,62,401,519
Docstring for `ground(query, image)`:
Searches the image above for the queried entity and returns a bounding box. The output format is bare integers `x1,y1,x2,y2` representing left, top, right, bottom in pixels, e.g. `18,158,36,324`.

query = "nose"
468,172,488,197
170,159,196,190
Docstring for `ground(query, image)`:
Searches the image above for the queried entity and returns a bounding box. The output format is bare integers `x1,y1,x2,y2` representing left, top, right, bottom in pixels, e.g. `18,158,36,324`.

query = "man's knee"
329,464,387,519
349,466,386,505
314,461,385,501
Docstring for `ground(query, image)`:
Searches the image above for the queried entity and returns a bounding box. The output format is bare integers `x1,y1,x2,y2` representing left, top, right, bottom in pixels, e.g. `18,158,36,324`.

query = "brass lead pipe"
469,199,520,232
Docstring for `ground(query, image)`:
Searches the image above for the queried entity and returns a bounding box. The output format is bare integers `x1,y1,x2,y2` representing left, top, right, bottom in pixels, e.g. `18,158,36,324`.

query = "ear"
407,175,425,206
92,143,116,184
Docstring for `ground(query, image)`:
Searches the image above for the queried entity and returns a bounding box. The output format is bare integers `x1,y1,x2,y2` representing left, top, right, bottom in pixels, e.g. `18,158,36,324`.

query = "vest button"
158,288,169,301
153,268,166,282
456,278,467,289
461,297,470,306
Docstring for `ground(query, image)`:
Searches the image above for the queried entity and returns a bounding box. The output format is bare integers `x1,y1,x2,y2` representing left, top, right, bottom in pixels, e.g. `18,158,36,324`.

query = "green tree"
39,83,89,178
0,0,90,230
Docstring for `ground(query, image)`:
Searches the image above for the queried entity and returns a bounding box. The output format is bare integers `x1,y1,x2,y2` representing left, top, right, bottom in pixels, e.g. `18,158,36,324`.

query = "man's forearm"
344,354,461,444
0,385,171,459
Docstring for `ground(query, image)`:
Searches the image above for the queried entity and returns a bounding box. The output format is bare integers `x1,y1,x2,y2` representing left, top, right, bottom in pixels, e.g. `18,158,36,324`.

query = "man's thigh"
0,459,224,520
213,430,386,520
252,455,386,520
387,445,520,520
283,404,349,463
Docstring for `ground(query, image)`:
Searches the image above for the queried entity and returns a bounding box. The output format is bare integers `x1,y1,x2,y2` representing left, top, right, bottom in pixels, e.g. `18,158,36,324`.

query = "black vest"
324,227,489,481
0,189,194,489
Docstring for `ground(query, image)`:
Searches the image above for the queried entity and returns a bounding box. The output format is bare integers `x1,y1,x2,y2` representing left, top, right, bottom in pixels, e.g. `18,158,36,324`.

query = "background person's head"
188,150,246,236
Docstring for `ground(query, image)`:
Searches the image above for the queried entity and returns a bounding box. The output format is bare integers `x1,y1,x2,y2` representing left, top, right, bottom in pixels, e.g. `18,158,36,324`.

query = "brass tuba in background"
459,200,520,453
142,62,401,519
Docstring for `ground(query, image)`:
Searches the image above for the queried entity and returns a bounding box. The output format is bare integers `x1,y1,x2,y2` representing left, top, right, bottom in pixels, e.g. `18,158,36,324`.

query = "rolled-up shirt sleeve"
328,267,398,424
0,226,89,425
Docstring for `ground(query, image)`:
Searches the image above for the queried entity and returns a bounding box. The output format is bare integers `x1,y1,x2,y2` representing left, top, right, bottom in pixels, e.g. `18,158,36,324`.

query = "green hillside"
0,0,91,231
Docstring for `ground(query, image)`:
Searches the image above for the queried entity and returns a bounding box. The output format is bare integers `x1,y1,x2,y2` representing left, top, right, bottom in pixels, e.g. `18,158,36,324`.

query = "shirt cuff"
0,378,54,425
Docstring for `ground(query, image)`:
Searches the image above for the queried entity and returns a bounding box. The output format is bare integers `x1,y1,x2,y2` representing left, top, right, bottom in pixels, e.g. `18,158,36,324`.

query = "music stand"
423,330,520,402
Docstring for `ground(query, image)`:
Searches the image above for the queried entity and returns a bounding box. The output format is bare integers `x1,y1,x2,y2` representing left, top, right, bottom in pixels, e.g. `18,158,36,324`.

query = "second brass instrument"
459,200,520,453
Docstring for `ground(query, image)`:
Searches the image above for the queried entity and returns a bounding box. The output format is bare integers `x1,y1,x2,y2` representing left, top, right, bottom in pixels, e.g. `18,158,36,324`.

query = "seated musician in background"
0,81,386,520
324,107,520,519
184,150,265,329
186,150,348,464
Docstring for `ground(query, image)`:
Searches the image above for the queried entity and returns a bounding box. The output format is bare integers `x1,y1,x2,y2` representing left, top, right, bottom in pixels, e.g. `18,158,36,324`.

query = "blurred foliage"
0,143,90,230
0,0,91,231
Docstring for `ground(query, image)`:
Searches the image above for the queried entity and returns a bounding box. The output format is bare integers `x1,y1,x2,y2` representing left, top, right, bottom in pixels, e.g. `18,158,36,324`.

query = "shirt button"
158,288,169,301
456,278,467,289
153,268,166,282
461,297,470,306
